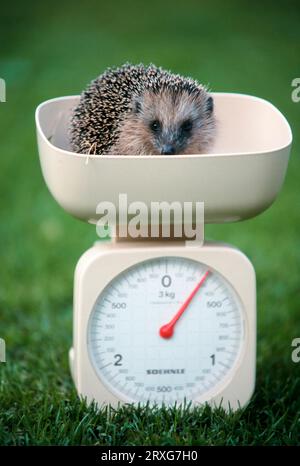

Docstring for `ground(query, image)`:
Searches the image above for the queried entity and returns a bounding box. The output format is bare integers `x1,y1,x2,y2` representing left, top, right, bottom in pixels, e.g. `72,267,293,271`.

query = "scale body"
69,240,256,410
35,93,292,411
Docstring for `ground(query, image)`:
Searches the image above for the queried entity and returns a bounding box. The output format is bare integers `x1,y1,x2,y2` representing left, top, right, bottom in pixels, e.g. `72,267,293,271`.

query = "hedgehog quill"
69,64,216,156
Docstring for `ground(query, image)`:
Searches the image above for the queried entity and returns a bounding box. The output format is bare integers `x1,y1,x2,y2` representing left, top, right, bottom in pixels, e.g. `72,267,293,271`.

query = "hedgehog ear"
133,97,142,114
206,96,214,113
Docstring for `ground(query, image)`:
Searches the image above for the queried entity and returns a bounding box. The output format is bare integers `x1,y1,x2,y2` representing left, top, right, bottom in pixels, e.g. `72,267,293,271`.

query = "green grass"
0,0,300,445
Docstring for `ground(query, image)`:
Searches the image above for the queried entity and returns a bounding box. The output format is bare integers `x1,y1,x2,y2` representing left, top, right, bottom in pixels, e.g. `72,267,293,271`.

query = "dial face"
87,256,245,405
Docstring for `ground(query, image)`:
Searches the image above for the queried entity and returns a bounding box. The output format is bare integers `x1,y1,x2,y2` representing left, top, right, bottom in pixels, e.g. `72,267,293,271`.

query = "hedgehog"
69,63,216,156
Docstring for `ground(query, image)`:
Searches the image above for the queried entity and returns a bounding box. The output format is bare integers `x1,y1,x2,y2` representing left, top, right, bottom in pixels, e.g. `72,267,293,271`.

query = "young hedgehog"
69,64,216,156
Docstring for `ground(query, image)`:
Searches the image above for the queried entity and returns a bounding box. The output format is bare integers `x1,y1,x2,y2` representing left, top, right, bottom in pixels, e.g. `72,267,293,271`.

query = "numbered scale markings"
87,256,245,404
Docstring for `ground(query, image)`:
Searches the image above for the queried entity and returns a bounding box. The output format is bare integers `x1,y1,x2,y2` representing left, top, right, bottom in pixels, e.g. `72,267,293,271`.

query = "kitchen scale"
36,93,292,411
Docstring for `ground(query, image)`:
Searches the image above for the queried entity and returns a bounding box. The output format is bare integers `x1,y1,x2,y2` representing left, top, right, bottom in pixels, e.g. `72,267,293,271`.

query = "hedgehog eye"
150,120,161,132
181,120,193,133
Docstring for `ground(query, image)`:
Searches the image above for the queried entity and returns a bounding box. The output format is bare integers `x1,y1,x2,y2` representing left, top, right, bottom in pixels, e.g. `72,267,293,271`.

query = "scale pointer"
159,270,210,339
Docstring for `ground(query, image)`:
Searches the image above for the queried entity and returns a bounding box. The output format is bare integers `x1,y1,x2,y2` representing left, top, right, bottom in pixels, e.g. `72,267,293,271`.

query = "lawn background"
0,0,299,445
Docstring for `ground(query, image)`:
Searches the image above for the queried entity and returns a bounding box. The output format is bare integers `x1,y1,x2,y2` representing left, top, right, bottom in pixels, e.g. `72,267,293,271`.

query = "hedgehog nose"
161,145,176,155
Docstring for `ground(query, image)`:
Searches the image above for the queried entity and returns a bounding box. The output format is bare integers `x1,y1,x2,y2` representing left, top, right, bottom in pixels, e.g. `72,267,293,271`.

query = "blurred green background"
0,0,299,445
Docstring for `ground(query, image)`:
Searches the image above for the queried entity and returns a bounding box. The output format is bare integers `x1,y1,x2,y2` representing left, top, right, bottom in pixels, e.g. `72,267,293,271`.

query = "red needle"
159,270,210,339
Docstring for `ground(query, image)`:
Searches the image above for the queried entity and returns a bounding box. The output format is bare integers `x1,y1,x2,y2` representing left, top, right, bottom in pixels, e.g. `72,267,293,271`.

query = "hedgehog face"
70,64,216,155
131,88,215,155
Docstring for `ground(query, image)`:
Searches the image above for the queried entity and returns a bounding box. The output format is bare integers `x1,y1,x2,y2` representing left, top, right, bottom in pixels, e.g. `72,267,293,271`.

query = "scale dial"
87,256,245,405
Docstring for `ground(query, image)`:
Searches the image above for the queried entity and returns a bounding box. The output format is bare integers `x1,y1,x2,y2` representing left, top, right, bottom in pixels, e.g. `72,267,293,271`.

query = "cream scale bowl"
36,93,292,410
